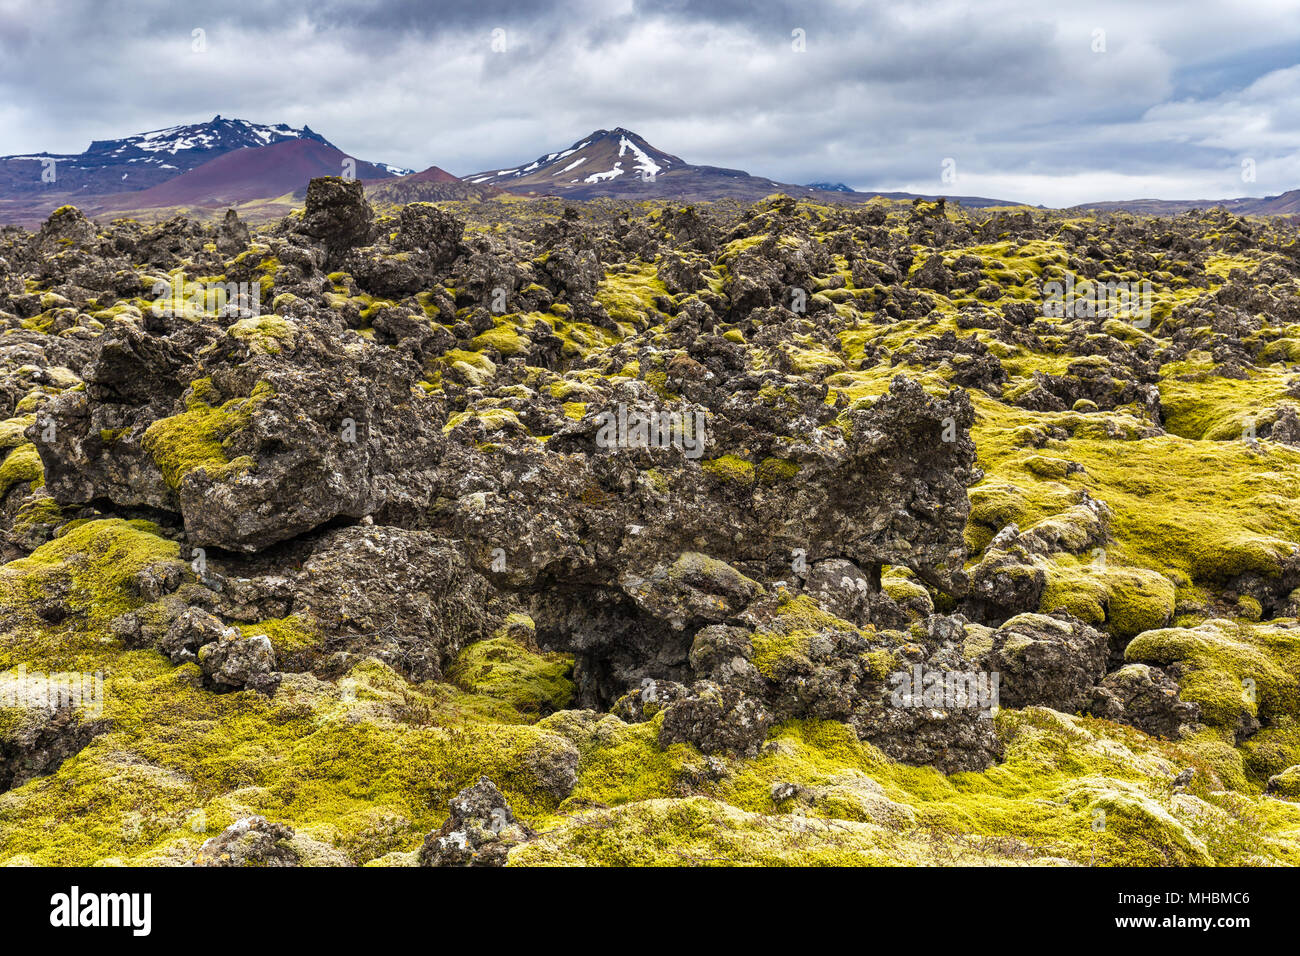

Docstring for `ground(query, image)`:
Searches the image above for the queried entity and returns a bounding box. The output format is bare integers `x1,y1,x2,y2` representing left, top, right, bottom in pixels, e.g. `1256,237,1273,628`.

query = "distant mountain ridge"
2,116,1296,227
468,127,1022,206
1071,189,1300,217
366,166,501,206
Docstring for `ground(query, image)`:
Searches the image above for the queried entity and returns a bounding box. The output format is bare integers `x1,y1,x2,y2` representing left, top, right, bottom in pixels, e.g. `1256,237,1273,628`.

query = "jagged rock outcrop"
195,816,299,867
29,314,445,551
418,777,533,867
198,631,278,694
658,680,773,756
275,526,498,680
296,177,374,263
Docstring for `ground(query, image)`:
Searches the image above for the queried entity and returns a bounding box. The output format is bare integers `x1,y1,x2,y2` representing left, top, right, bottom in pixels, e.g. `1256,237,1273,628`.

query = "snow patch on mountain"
618,136,664,177
108,118,321,158
584,162,625,183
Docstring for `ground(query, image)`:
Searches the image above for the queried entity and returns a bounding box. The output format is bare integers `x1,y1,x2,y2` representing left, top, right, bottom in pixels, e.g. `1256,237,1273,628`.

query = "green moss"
643,369,676,401
0,518,184,634
15,390,55,414
0,662,580,864
550,319,623,360
749,594,866,678
358,298,395,323
510,795,898,866
11,496,63,536
0,415,36,450
863,649,898,681
1267,765,1300,798
756,457,800,484
227,316,297,355
141,381,273,489
0,443,44,496
1239,718,1300,782
1159,359,1298,441
643,468,670,495
701,454,755,486
441,407,527,437
470,324,529,357
968,481,1071,541
238,614,320,657
1039,556,1175,637
0,521,576,870
515,708,1298,866
595,264,668,326
881,568,933,616
1023,455,1075,479
969,391,1300,593
439,349,496,388
449,636,574,718
1126,620,1300,734
537,711,698,810
784,342,846,375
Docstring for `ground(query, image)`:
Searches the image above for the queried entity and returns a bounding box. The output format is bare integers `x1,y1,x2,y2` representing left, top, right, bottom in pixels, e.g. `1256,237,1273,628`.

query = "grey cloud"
0,0,1296,207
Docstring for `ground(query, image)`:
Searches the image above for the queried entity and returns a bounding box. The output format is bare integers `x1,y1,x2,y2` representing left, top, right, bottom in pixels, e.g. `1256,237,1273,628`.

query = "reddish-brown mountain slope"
115,139,398,208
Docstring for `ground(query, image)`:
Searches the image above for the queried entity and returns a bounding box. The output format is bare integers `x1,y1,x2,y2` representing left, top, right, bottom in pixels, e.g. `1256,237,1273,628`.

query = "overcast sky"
1,0,1298,206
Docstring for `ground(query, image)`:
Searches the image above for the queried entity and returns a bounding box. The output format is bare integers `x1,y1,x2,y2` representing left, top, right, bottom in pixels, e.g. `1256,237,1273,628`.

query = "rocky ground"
0,182,1298,866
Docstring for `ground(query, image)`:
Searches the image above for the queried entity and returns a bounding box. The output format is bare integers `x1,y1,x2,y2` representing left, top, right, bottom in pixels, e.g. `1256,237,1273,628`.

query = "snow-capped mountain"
467,128,685,191
84,116,332,163
467,127,893,203
468,127,1024,205
0,116,411,199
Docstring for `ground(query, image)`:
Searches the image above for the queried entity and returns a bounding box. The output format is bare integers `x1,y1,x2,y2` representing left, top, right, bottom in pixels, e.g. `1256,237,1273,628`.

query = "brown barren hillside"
365,166,502,206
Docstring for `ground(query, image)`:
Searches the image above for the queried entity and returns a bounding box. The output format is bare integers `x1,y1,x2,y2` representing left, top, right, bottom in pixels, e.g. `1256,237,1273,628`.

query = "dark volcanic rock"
198,630,279,694
296,177,375,263
1087,663,1202,739
0,696,106,792
418,777,534,867
285,526,497,681
658,680,773,756
31,315,445,551
195,816,299,867
11,183,1297,863
968,612,1109,712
